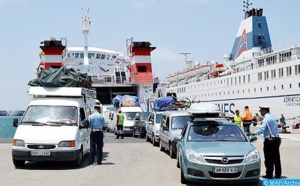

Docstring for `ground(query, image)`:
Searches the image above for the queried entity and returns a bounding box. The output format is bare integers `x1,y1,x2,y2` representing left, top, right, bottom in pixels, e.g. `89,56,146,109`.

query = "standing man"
116,110,124,139
233,110,242,127
243,106,253,133
249,106,281,179
89,105,106,165
280,114,286,127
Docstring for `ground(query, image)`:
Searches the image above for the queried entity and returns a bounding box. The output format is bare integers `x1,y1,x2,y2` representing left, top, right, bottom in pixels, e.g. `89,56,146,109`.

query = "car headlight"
245,149,260,163
58,140,76,147
12,139,25,147
186,149,205,164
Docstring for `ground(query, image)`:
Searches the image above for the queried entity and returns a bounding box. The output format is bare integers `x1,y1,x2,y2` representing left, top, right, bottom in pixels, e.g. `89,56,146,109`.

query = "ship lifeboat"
209,70,219,76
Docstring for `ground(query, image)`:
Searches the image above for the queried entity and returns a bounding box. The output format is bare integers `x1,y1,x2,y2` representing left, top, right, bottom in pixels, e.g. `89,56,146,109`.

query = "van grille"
27,145,56,149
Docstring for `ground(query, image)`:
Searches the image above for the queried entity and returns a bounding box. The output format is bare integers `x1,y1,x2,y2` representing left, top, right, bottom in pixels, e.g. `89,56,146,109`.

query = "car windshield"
187,122,247,142
171,116,189,130
124,112,138,120
156,114,163,123
22,105,78,125
140,112,150,120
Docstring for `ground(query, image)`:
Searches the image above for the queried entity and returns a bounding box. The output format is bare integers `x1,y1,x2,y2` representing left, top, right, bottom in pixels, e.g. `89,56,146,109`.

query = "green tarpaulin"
28,67,91,88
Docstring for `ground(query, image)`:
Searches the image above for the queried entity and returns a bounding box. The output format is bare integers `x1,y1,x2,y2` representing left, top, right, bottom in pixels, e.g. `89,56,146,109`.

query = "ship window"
248,75,250,82
232,91,234,95
96,54,101,59
239,76,241,84
295,65,300,75
243,90,245,93
243,76,246,83
290,84,292,88
228,91,230,95
101,54,106,59
286,66,292,76
75,53,79,58
88,53,94,59
254,88,256,92
274,86,276,90
67,53,71,57
235,77,237,85
299,83,300,88
267,87,269,91
112,55,117,59
80,53,84,58
260,88,262,92
237,90,239,94
107,55,111,60
282,85,284,89
248,89,250,93
137,66,147,72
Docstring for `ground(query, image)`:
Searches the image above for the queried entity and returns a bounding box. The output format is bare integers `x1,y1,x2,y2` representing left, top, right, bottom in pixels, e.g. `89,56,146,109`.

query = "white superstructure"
164,6,300,124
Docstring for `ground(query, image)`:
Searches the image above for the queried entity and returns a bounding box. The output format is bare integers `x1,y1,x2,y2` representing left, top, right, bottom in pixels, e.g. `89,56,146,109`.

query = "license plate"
213,167,238,173
31,151,51,156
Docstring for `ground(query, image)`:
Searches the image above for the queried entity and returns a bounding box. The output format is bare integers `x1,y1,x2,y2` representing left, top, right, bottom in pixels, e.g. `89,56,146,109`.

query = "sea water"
0,116,22,138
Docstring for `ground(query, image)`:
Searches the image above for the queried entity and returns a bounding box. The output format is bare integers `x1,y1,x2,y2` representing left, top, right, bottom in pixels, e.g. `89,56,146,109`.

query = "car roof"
191,119,236,126
163,110,189,117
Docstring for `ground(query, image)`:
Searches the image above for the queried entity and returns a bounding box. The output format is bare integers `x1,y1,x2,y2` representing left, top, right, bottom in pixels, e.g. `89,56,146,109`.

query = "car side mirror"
249,136,257,142
174,135,182,141
80,119,89,129
13,118,19,127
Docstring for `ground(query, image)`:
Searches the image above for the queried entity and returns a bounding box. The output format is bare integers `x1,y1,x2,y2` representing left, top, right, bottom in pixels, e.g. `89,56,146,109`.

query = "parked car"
146,111,164,146
159,110,189,158
176,103,260,184
132,112,150,138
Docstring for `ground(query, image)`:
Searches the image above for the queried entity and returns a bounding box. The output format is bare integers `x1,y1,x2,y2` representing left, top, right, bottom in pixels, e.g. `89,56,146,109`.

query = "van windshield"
22,105,78,125
124,112,138,120
156,114,163,124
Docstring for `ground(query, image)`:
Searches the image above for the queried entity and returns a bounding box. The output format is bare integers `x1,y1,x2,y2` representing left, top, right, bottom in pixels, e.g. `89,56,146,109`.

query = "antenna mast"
243,0,252,12
82,8,90,65
180,53,193,69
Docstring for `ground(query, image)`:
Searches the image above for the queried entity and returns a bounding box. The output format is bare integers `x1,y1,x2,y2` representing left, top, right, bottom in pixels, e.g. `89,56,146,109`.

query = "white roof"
28,87,95,98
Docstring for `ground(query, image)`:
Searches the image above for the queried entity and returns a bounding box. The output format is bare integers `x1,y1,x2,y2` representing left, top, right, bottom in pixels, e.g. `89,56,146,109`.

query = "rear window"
156,114,163,123
171,116,189,129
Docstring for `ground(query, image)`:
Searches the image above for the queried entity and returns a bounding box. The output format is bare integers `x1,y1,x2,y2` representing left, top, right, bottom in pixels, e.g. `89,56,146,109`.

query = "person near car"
249,106,281,179
280,114,286,127
242,106,253,133
89,105,106,165
116,110,124,139
233,110,242,127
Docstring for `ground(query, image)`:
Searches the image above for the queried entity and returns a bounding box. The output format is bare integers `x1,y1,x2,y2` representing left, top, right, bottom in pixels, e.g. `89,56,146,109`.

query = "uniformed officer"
249,106,282,179
116,110,124,139
89,105,106,165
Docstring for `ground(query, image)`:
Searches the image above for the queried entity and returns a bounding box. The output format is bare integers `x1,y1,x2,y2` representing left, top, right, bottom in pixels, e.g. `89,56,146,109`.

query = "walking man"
116,110,124,139
233,110,242,127
89,105,106,165
249,106,282,179
242,106,253,133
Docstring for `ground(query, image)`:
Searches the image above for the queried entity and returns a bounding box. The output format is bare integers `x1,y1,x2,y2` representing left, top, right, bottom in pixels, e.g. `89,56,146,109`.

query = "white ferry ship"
164,4,300,123
36,10,156,108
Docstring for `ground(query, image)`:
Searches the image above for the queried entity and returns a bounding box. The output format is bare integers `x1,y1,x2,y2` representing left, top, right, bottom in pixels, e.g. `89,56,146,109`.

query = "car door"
146,114,154,138
164,116,170,149
79,107,89,154
177,122,188,162
159,115,167,147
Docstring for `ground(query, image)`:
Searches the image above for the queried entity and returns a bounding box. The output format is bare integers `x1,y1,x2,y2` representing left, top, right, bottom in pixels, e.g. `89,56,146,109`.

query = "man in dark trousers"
242,106,253,133
89,105,106,165
116,110,124,139
249,106,281,179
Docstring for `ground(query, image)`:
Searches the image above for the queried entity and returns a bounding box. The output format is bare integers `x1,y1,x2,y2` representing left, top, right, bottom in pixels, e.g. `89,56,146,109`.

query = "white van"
12,87,95,168
111,107,143,135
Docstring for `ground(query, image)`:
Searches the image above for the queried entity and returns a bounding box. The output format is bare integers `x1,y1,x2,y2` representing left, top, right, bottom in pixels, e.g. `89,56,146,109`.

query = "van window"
166,117,170,129
161,115,167,128
124,112,139,120
156,114,163,123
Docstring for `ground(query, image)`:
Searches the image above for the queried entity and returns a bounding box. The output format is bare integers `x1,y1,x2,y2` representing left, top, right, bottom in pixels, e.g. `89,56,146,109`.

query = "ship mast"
82,8,90,65
180,53,193,69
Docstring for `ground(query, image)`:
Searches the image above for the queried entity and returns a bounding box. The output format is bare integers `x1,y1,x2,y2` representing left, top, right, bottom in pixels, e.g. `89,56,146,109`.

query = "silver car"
159,110,189,158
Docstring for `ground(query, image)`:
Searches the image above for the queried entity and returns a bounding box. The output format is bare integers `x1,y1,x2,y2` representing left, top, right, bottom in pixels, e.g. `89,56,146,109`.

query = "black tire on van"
72,148,83,167
13,159,25,168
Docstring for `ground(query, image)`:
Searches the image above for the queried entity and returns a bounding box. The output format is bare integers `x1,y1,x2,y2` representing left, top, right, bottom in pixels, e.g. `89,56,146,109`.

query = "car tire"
146,134,150,142
132,130,136,138
169,143,176,159
152,135,157,146
177,158,180,168
72,148,83,167
13,159,25,168
181,164,189,184
159,141,165,151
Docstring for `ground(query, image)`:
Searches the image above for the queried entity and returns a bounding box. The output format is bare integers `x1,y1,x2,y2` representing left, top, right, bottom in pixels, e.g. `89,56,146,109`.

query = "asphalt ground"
1,131,300,186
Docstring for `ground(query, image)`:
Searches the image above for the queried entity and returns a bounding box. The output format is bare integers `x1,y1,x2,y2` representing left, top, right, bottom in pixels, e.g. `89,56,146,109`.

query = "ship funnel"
230,7,271,61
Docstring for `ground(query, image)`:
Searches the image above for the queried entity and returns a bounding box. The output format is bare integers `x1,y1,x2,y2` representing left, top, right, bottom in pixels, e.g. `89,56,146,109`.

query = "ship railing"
130,75,153,84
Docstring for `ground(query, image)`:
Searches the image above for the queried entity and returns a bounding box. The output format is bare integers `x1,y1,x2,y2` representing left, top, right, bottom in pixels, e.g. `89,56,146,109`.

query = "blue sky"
1,0,300,110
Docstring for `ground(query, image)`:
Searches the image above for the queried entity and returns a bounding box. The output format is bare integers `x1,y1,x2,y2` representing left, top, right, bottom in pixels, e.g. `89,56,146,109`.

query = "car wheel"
72,148,83,167
159,141,164,151
132,130,136,138
181,164,189,184
169,143,176,159
146,134,150,142
152,135,157,146
13,159,25,168
177,157,180,168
